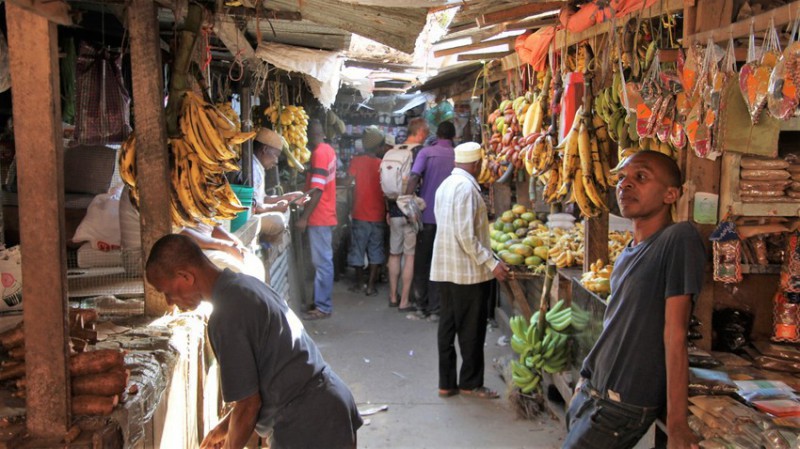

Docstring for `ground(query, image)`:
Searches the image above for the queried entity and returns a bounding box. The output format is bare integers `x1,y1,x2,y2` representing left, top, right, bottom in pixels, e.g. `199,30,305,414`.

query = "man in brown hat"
252,128,305,216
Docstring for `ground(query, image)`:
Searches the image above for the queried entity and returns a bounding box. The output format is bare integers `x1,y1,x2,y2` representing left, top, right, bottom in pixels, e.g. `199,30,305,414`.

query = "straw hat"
255,128,283,150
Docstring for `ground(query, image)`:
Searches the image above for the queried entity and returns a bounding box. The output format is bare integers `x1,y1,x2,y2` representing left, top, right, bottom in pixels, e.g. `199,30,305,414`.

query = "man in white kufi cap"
429,141,509,400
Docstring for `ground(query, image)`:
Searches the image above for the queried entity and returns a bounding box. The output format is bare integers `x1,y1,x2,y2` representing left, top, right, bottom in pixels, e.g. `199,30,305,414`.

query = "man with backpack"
406,121,456,322
380,118,429,311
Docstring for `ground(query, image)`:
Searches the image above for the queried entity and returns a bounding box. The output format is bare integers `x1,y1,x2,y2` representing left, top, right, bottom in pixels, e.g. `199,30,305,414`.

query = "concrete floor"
301,278,566,449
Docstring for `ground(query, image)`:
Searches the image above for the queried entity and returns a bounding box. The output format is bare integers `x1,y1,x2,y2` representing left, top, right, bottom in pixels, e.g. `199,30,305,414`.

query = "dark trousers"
563,380,659,449
437,280,491,391
412,223,439,314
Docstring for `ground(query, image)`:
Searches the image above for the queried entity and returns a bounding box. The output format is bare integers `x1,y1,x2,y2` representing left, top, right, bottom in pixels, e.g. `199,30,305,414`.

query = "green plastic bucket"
230,184,254,232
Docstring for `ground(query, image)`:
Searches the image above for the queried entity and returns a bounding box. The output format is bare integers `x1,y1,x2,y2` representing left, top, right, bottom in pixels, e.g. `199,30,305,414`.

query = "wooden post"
6,3,70,437
583,212,609,272
128,0,172,315
241,77,253,186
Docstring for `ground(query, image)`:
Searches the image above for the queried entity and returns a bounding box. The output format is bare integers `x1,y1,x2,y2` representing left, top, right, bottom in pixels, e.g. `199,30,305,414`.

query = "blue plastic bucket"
229,184,254,232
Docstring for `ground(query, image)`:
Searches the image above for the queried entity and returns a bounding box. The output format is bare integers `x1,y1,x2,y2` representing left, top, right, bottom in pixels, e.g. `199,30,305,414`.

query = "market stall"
426,0,800,447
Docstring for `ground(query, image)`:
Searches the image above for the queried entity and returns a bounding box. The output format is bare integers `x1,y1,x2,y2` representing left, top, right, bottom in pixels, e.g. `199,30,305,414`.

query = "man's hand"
285,191,305,202
667,422,700,449
220,241,245,261
200,422,228,449
492,261,510,282
272,200,289,213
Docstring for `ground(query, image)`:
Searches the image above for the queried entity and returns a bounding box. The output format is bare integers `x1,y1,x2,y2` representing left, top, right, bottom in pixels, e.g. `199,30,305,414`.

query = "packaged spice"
783,231,800,293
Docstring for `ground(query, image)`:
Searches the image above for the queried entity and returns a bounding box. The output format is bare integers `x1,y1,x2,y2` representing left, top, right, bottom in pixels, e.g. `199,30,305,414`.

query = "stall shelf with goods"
467,0,800,447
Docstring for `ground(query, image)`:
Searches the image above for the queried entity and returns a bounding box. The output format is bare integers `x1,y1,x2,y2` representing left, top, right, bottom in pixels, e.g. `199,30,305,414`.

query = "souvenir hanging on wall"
782,231,800,293
710,219,743,284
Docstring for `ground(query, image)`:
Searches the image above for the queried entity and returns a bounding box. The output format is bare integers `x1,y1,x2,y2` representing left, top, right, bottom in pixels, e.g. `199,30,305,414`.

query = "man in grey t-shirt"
146,234,361,449
563,152,705,449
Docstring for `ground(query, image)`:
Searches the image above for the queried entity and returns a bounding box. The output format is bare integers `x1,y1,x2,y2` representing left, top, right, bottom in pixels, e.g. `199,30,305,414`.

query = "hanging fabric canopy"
255,42,343,108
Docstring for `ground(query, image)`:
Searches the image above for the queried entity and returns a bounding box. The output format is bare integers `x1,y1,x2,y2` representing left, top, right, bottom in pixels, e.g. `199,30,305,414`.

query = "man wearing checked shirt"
430,141,509,399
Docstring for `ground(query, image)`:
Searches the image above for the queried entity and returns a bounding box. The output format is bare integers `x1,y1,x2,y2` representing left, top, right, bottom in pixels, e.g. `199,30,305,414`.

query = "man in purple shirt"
404,121,456,322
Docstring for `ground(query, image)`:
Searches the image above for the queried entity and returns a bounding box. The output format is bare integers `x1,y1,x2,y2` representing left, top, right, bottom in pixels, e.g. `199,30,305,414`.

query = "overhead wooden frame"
477,1,563,28
684,0,800,46
458,50,514,61
554,0,684,49
433,35,516,58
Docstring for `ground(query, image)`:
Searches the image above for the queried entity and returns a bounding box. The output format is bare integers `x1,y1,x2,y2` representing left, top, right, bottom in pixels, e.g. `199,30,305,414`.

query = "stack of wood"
739,156,793,202
0,309,131,416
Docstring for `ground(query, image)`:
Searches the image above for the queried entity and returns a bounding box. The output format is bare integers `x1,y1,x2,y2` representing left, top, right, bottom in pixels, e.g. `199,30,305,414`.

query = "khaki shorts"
389,216,416,255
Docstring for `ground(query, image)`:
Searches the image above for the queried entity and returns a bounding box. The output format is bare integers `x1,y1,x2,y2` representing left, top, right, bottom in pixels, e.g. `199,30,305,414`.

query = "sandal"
398,305,416,313
459,387,499,399
302,309,331,321
438,389,459,398
364,287,378,297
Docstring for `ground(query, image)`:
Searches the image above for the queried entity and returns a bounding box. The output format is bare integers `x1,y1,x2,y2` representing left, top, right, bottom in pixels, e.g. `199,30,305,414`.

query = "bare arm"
664,295,699,449
224,393,262,449
404,173,420,195
295,188,322,231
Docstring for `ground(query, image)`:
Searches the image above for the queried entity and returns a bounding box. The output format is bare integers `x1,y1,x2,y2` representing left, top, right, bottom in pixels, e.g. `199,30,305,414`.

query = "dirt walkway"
300,279,566,449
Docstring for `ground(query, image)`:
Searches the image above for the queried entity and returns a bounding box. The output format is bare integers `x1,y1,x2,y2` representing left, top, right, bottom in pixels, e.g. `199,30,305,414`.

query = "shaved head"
627,151,682,189
145,234,208,282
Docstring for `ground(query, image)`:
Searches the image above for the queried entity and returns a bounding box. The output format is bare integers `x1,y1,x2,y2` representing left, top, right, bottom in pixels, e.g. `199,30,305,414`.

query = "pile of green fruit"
509,299,587,393
489,204,549,271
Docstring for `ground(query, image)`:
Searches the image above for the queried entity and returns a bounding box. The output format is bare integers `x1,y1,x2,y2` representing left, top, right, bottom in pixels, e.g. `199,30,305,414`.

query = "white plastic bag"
72,186,122,250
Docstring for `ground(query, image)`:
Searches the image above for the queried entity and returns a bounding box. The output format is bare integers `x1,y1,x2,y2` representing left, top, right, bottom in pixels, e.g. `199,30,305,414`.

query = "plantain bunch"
119,91,256,228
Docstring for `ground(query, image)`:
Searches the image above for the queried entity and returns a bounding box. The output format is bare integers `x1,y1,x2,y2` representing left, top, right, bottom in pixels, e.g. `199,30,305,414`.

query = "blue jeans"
308,226,334,314
563,380,659,449
347,220,386,266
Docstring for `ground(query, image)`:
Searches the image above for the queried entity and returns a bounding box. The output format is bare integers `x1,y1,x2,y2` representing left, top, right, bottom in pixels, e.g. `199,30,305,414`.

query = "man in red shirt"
297,120,338,320
344,127,386,296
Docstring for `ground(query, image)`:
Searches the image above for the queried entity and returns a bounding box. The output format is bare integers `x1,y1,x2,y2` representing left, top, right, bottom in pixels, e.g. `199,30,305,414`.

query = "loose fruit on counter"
489,204,548,273
580,259,612,297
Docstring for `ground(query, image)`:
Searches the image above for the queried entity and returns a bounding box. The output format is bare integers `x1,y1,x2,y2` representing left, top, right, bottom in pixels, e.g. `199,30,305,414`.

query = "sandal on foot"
398,305,417,313
459,387,499,399
438,389,459,398
302,309,331,321
388,300,399,308
364,287,378,297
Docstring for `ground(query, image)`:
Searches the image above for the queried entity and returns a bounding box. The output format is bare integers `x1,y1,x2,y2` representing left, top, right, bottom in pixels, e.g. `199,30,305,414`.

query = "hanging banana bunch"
118,90,255,228
264,101,311,169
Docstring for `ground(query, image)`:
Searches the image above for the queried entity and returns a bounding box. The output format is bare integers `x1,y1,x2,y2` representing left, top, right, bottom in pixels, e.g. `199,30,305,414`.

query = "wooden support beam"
434,36,515,58
224,6,302,21
458,51,514,61
555,0,684,49
6,2,70,437
584,212,609,272
128,0,172,316
344,59,428,73
477,2,563,28
7,0,71,26
684,0,800,46
214,14,257,61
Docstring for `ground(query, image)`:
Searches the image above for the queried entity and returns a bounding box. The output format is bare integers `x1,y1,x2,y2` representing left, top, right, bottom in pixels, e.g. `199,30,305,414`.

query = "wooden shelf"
719,152,800,218
684,0,800,46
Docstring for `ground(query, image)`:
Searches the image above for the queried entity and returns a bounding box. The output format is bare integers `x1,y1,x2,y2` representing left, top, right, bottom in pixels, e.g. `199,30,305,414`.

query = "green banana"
511,335,530,355
521,374,541,393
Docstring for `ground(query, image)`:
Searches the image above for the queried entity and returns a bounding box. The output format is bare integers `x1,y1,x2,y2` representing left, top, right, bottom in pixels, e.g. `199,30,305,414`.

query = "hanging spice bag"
740,19,781,124
768,11,800,120
73,41,131,145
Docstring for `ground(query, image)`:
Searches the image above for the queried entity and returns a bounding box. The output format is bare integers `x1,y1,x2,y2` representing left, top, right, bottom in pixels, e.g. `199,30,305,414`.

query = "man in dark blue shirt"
146,234,361,449
563,152,705,449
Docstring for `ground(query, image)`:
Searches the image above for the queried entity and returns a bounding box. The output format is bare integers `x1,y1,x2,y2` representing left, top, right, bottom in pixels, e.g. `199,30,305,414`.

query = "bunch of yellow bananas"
118,91,255,228
264,102,311,169
555,107,613,218
580,259,612,297
547,224,584,268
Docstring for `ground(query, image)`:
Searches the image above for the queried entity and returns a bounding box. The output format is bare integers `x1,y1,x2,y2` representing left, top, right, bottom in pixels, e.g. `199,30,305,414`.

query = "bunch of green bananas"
264,103,311,169
508,299,579,394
